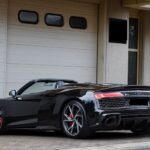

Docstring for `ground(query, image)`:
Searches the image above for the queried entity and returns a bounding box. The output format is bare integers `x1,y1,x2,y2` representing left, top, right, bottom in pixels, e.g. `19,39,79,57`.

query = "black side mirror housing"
9,90,17,98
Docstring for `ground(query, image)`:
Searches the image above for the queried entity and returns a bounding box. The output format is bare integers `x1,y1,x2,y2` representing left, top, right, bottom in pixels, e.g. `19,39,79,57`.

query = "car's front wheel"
62,101,93,138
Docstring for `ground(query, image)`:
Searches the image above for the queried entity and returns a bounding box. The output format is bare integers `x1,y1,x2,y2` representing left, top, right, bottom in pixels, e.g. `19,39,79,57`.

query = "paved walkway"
0,130,150,150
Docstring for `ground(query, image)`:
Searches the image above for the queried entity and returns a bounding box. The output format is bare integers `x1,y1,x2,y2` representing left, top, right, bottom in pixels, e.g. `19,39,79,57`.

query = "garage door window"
69,16,87,29
45,13,64,27
18,10,39,24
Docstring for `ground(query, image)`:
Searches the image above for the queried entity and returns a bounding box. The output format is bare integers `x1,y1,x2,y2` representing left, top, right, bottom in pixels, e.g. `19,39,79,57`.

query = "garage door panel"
9,17,97,33
0,42,6,62
8,26,97,41
6,69,97,84
7,45,97,67
8,26,97,49
0,62,5,82
9,2,98,33
0,63,5,82
7,64,96,83
7,0,98,91
8,38,97,52
0,82,5,98
8,32,97,47
8,44,96,53
9,0,98,17
0,73,5,83
0,62,5,72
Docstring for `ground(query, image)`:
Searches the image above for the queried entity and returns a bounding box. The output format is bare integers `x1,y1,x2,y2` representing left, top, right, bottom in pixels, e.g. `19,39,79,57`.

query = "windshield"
21,82,57,95
20,81,71,95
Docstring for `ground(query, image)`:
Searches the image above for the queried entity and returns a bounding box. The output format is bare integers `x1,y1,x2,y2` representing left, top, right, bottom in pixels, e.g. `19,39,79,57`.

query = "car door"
5,93,42,128
5,80,58,128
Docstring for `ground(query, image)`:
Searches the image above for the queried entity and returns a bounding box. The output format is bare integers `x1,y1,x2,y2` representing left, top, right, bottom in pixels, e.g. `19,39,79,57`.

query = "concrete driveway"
0,130,150,150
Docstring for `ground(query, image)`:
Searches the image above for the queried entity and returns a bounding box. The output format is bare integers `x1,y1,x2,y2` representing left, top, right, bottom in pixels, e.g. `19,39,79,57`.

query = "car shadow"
4,130,65,138
92,131,145,140
3,129,150,140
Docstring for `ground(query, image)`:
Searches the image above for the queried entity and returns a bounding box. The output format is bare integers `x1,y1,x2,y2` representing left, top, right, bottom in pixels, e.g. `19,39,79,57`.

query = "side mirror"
9,90,17,98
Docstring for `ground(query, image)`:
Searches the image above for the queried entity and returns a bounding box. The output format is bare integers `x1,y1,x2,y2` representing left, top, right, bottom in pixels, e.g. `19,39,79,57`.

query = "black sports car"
1,78,150,138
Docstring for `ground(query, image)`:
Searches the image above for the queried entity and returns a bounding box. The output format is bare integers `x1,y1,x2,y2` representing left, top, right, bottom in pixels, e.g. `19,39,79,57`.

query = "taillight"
95,92,124,100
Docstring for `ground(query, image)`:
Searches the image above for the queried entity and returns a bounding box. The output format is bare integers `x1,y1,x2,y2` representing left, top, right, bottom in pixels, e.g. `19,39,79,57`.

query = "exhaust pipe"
102,114,121,128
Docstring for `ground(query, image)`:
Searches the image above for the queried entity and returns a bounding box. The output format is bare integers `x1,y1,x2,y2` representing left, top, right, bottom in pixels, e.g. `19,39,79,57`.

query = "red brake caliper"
69,114,73,126
0,117,3,128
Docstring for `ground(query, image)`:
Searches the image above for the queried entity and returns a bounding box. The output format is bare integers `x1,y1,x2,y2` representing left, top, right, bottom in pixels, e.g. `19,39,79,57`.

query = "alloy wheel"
62,103,84,137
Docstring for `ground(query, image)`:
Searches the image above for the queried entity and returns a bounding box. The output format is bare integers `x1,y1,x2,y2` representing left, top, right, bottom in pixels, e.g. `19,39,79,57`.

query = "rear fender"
53,92,100,128
53,95,81,116
52,95,81,129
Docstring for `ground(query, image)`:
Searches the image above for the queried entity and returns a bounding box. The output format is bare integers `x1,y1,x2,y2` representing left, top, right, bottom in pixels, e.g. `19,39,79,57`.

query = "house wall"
0,0,8,98
140,11,150,85
97,0,107,83
105,0,129,84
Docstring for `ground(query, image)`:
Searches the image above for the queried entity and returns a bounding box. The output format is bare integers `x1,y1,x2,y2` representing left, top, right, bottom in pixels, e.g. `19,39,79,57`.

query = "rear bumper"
92,107,150,131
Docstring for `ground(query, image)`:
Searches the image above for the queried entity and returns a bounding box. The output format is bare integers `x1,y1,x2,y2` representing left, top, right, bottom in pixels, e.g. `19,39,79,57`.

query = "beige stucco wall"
0,0,8,97
97,0,129,84
97,0,107,83
105,0,129,84
140,11,150,85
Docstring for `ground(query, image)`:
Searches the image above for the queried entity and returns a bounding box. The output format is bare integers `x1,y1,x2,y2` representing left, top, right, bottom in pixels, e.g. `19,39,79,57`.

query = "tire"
61,100,94,138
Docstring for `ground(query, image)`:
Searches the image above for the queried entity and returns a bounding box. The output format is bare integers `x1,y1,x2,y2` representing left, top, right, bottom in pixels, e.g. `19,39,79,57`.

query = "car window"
21,82,57,95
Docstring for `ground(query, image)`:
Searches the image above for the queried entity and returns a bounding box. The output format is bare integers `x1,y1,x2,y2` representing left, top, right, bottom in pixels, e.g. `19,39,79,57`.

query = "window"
128,51,137,85
18,10,39,24
21,82,57,95
128,18,139,85
45,13,64,27
109,18,127,44
69,16,87,29
20,81,72,95
129,18,139,49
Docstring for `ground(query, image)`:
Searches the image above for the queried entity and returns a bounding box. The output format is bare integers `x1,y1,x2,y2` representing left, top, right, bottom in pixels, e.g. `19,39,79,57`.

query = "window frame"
44,13,64,27
18,10,39,25
69,16,87,30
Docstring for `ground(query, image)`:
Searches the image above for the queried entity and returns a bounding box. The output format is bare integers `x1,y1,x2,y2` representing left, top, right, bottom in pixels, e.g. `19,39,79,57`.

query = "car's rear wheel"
62,101,93,138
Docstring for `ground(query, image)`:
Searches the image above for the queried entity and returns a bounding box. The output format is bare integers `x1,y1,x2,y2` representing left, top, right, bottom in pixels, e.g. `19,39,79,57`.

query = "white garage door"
6,0,98,92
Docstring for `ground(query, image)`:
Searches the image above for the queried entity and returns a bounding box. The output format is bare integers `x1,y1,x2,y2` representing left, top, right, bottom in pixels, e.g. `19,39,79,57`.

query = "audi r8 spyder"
0,79,150,138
